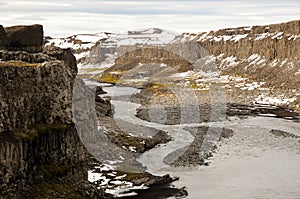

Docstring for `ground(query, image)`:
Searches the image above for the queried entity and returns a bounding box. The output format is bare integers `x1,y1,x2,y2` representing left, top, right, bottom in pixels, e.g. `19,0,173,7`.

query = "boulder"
5,24,43,52
0,25,7,50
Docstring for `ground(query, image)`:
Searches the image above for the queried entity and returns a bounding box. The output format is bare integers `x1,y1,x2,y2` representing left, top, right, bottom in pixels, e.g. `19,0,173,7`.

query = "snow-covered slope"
82,28,178,72
45,33,109,63
45,28,178,72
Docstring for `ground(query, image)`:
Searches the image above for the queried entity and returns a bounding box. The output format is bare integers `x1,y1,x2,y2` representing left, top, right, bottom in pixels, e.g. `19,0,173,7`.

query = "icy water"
102,85,300,199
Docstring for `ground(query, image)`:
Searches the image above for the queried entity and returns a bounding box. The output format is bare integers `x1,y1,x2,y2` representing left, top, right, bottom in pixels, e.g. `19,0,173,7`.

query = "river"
100,84,300,199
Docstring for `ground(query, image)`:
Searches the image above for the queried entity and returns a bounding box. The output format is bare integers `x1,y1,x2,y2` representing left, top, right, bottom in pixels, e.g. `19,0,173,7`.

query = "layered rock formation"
0,49,76,133
192,20,300,60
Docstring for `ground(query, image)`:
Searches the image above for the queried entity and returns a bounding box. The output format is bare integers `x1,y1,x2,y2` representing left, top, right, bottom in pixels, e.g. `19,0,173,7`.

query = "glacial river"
100,84,300,199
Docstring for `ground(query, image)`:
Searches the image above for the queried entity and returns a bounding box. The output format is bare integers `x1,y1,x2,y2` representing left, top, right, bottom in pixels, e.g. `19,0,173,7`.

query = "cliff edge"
0,25,110,198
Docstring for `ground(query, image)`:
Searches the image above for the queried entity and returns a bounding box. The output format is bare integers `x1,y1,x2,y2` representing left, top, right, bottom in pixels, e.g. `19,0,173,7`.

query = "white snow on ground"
193,29,298,43
255,94,296,106
75,33,108,43
46,33,108,50
170,71,195,78
239,82,265,91
220,56,239,67
243,26,252,31
88,163,148,198
271,32,284,39
220,75,247,82
231,34,248,42
74,51,90,60
196,32,209,41
254,32,271,40
288,34,300,40
108,28,177,46
203,34,248,42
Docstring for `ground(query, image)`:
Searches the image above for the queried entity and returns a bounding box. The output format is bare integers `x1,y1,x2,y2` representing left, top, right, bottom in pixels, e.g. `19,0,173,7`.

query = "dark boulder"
95,86,107,95
0,25,7,49
5,24,43,52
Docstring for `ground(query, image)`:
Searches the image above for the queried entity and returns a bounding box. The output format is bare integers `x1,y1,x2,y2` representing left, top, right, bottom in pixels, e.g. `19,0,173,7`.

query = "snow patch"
231,34,248,42
255,94,296,106
271,32,283,39
254,32,272,40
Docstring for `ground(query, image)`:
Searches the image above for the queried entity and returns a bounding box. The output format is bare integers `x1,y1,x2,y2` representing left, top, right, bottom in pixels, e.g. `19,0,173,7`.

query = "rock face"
196,20,300,60
0,49,76,133
0,25,112,198
0,123,88,196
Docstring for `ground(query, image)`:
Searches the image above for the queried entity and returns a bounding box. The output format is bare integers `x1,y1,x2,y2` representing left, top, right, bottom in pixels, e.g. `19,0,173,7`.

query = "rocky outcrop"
0,49,76,133
0,25,7,50
4,24,43,53
0,123,87,196
0,27,113,198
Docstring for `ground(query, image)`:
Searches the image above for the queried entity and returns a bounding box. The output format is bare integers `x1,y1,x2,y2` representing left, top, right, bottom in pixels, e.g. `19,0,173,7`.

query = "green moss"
33,123,70,133
99,73,120,84
12,129,39,141
12,123,70,141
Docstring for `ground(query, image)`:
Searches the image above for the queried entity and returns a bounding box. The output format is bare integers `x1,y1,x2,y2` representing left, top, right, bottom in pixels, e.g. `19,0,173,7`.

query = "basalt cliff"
0,25,111,198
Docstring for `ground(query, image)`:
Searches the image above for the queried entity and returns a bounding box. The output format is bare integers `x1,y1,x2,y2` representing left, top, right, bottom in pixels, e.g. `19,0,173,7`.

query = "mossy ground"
99,73,120,84
12,123,70,141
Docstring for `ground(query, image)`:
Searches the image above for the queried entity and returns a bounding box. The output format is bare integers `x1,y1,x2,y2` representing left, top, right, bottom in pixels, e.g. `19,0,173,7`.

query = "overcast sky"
1,0,299,37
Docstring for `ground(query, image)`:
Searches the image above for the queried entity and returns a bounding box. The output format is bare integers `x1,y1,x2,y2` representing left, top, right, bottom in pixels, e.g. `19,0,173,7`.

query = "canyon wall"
0,25,110,198
195,20,300,60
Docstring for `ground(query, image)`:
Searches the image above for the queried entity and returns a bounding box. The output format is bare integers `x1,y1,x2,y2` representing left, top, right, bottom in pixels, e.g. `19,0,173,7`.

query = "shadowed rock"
4,24,43,52
0,25,7,50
